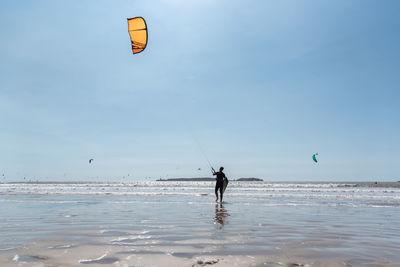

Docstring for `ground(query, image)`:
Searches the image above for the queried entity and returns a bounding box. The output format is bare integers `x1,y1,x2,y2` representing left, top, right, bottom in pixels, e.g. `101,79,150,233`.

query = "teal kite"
312,153,318,163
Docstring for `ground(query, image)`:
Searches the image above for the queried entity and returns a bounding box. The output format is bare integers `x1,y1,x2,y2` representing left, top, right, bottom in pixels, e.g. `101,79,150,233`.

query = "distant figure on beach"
212,167,227,202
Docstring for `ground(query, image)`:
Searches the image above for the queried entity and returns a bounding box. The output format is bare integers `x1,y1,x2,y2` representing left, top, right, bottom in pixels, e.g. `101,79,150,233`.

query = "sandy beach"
0,181,399,266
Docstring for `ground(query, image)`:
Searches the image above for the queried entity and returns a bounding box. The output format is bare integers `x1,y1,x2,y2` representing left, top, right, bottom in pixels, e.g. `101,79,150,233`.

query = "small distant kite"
198,168,201,171
127,17,148,54
89,159,94,164
312,153,318,163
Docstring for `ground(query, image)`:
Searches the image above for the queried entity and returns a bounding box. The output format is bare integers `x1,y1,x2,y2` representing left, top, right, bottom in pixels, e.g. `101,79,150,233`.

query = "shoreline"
2,180,400,188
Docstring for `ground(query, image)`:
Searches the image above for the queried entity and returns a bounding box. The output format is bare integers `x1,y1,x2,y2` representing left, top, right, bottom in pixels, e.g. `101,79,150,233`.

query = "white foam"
47,244,73,249
110,235,152,243
79,253,107,263
12,254,19,262
1,182,399,206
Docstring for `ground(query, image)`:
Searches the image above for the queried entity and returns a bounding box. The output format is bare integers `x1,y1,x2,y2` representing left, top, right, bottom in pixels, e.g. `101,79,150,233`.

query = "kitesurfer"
212,167,227,202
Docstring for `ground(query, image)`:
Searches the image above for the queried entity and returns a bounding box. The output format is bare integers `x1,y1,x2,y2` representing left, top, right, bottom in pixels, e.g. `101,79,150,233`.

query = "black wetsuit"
214,171,226,197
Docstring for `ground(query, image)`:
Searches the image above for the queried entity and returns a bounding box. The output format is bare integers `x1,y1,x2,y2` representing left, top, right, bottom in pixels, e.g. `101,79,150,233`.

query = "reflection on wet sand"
214,203,229,228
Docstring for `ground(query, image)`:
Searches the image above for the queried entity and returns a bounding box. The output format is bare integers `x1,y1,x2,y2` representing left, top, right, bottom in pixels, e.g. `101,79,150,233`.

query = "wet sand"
1,226,389,267
1,182,399,266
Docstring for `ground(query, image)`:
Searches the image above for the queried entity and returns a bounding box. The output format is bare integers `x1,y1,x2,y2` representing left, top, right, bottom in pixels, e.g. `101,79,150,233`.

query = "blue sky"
1,0,399,181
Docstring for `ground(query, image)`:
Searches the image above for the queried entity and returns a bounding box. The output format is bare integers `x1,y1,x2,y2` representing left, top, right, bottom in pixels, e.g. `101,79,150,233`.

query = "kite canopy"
89,159,94,164
127,17,147,54
312,153,318,163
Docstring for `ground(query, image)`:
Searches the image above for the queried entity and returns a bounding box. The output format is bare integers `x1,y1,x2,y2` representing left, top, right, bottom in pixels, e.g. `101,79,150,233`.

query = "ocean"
0,181,399,266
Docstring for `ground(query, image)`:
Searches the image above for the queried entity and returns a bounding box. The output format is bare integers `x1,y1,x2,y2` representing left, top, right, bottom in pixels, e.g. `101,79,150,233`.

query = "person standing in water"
212,167,227,202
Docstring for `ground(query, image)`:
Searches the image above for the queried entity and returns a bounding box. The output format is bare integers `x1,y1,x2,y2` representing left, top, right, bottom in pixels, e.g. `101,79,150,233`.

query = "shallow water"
0,181,399,266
